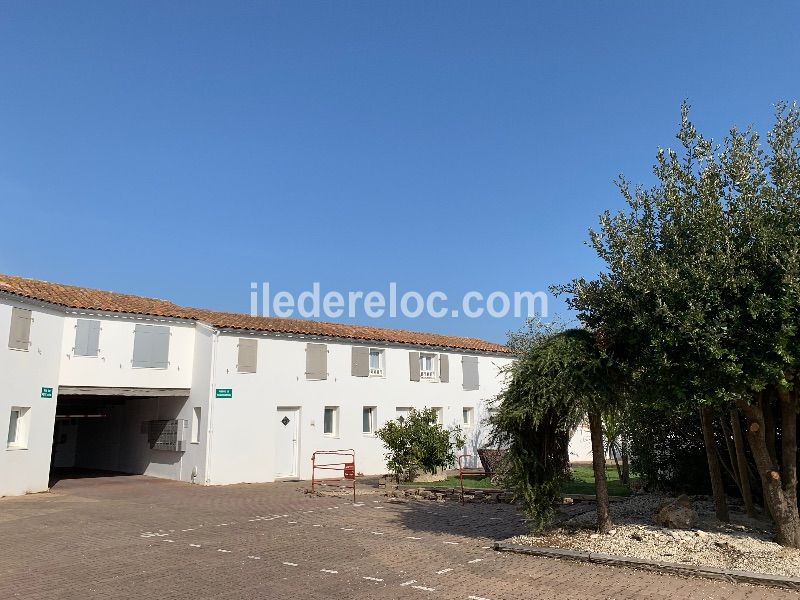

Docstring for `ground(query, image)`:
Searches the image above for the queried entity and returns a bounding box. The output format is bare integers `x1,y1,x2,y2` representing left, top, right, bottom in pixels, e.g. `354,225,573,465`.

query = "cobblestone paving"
0,474,794,599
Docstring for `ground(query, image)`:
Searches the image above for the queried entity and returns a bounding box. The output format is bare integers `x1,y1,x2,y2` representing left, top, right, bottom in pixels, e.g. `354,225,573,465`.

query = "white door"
275,407,300,478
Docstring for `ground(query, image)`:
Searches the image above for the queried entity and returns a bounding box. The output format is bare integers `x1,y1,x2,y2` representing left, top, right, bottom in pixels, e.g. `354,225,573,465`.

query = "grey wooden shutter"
306,343,327,380
352,346,369,377
151,326,170,368
75,319,101,357
462,356,479,390
133,324,170,368
237,338,258,373
439,354,449,383
409,351,420,381
8,308,32,350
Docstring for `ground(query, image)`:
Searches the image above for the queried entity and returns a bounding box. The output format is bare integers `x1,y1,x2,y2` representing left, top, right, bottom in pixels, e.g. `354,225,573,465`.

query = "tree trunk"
730,408,756,517
700,406,729,522
738,397,800,548
719,415,741,494
621,436,630,486
589,411,612,534
779,390,798,520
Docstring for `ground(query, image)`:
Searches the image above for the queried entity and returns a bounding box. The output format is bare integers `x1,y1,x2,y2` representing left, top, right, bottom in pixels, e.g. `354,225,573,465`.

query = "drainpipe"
202,327,219,485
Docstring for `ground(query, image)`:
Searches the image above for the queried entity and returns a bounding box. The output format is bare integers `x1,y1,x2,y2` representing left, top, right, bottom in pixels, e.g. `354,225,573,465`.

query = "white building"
0,274,517,497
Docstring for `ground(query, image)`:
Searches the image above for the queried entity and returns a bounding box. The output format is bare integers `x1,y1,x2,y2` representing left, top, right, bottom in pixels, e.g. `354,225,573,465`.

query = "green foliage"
490,322,620,531
376,407,465,482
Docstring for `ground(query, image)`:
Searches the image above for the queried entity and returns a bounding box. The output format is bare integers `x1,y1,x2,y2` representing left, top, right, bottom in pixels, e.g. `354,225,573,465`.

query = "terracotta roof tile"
0,274,510,354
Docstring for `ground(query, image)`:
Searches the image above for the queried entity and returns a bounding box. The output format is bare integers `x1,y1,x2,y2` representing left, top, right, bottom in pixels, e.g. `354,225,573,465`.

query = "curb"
493,542,800,591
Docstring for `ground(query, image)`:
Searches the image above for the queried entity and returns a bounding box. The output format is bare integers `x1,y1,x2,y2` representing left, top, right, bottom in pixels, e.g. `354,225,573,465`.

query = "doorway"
275,407,300,478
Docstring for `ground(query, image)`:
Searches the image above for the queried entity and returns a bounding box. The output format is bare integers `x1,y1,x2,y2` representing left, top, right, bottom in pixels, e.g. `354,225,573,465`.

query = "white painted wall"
0,298,64,496
206,334,514,484
58,314,195,389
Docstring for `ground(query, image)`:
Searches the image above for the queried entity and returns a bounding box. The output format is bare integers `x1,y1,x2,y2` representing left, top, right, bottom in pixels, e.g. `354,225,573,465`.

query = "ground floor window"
7,407,30,449
396,406,411,422
324,406,339,437
432,406,444,425
462,407,474,427
191,407,201,443
362,406,376,435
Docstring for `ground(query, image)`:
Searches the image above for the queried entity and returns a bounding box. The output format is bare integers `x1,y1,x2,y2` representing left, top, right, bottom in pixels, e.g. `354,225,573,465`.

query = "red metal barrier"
457,453,493,504
311,449,356,502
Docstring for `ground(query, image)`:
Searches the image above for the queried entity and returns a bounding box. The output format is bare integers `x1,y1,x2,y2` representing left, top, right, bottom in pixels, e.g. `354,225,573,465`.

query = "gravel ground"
508,494,800,577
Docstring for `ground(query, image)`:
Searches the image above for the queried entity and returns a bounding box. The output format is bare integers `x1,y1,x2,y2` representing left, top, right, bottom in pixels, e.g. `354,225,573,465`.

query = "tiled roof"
0,274,510,354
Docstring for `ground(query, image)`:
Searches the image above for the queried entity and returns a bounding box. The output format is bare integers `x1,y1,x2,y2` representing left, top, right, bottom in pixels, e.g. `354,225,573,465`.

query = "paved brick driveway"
0,474,792,599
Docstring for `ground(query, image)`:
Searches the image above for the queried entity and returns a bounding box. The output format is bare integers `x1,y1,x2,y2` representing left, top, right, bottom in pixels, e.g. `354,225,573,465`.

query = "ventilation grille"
147,419,188,452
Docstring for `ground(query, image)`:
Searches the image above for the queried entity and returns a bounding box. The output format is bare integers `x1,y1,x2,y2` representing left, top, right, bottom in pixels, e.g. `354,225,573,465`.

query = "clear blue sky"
1,2,798,343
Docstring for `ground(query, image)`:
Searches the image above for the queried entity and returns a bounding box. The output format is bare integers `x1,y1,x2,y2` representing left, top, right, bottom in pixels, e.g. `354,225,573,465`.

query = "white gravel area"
508,494,800,578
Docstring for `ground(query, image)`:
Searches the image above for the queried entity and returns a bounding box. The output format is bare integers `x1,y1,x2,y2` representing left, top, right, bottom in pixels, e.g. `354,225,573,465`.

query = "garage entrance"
50,387,191,484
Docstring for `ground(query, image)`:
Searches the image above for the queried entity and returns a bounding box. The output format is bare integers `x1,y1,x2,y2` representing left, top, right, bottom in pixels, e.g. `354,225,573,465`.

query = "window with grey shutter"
8,308,32,351
462,356,479,390
351,346,369,377
439,354,450,383
132,324,170,369
408,351,420,381
305,343,327,380
237,338,258,373
74,319,101,357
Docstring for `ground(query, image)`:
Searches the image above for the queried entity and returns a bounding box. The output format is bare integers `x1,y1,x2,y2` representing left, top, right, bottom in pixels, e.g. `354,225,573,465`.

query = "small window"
74,319,101,357
7,407,30,449
362,406,377,435
396,406,412,422
8,307,32,351
432,406,444,425
132,324,170,369
368,349,384,376
237,338,258,373
324,406,339,437
462,407,474,427
191,407,201,444
419,353,436,380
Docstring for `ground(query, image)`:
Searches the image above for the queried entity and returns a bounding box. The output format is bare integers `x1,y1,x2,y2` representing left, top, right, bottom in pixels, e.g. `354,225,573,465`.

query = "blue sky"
1,2,798,343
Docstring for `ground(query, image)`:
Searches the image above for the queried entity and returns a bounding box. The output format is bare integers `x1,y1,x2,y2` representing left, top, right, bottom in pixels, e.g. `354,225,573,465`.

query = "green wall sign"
215,388,233,399
41,387,53,398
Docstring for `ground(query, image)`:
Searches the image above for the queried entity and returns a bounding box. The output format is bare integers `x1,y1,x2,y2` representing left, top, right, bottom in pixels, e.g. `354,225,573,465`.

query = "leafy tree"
376,407,465,483
559,102,800,546
491,325,620,533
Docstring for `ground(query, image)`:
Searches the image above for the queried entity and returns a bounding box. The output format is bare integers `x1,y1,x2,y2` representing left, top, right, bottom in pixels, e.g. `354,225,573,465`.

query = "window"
462,355,479,390
362,406,376,435
462,407,474,427
396,406,412,422
7,407,29,449
306,343,328,380
368,349,384,376
74,319,101,357
191,407,201,444
419,353,436,380
324,406,339,437
237,338,258,373
432,407,444,425
8,307,32,351
132,324,170,369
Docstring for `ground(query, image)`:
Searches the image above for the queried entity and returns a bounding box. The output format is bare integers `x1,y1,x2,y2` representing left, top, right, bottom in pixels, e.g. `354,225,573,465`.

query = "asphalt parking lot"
0,474,791,599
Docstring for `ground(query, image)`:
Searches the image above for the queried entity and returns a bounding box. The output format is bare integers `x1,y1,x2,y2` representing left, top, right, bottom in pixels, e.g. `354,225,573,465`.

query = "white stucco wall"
0,298,64,496
206,333,514,485
58,314,195,389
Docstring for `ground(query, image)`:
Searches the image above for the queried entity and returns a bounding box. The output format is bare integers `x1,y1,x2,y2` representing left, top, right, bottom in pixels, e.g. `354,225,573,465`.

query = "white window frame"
191,407,201,444
462,407,474,428
419,352,437,380
396,406,412,422
368,348,385,377
323,406,339,437
7,406,30,450
432,406,444,426
362,406,377,435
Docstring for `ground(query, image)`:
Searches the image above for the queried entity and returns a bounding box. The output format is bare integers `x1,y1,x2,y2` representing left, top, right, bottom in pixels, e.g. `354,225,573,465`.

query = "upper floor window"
369,349,384,376
419,353,436,380
74,319,101,357
237,338,258,373
461,355,480,390
8,307,31,351
306,343,328,380
132,324,170,369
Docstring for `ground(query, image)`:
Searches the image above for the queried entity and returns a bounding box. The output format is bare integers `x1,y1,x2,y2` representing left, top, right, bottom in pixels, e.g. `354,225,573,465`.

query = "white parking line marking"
313,524,322,527
436,568,452,574
217,549,231,553
341,528,354,531
181,528,195,532
468,596,491,600
411,585,436,592
371,531,384,535
406,536,423,540
247,556,261,560
400,580,417,586
283,562,298,567
374,506,385,509
443,541,459,545
288,521,297,524
468,558,483,564
163,540,175,543
320,569,338,574
189,544,201,548
362,576,384,582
